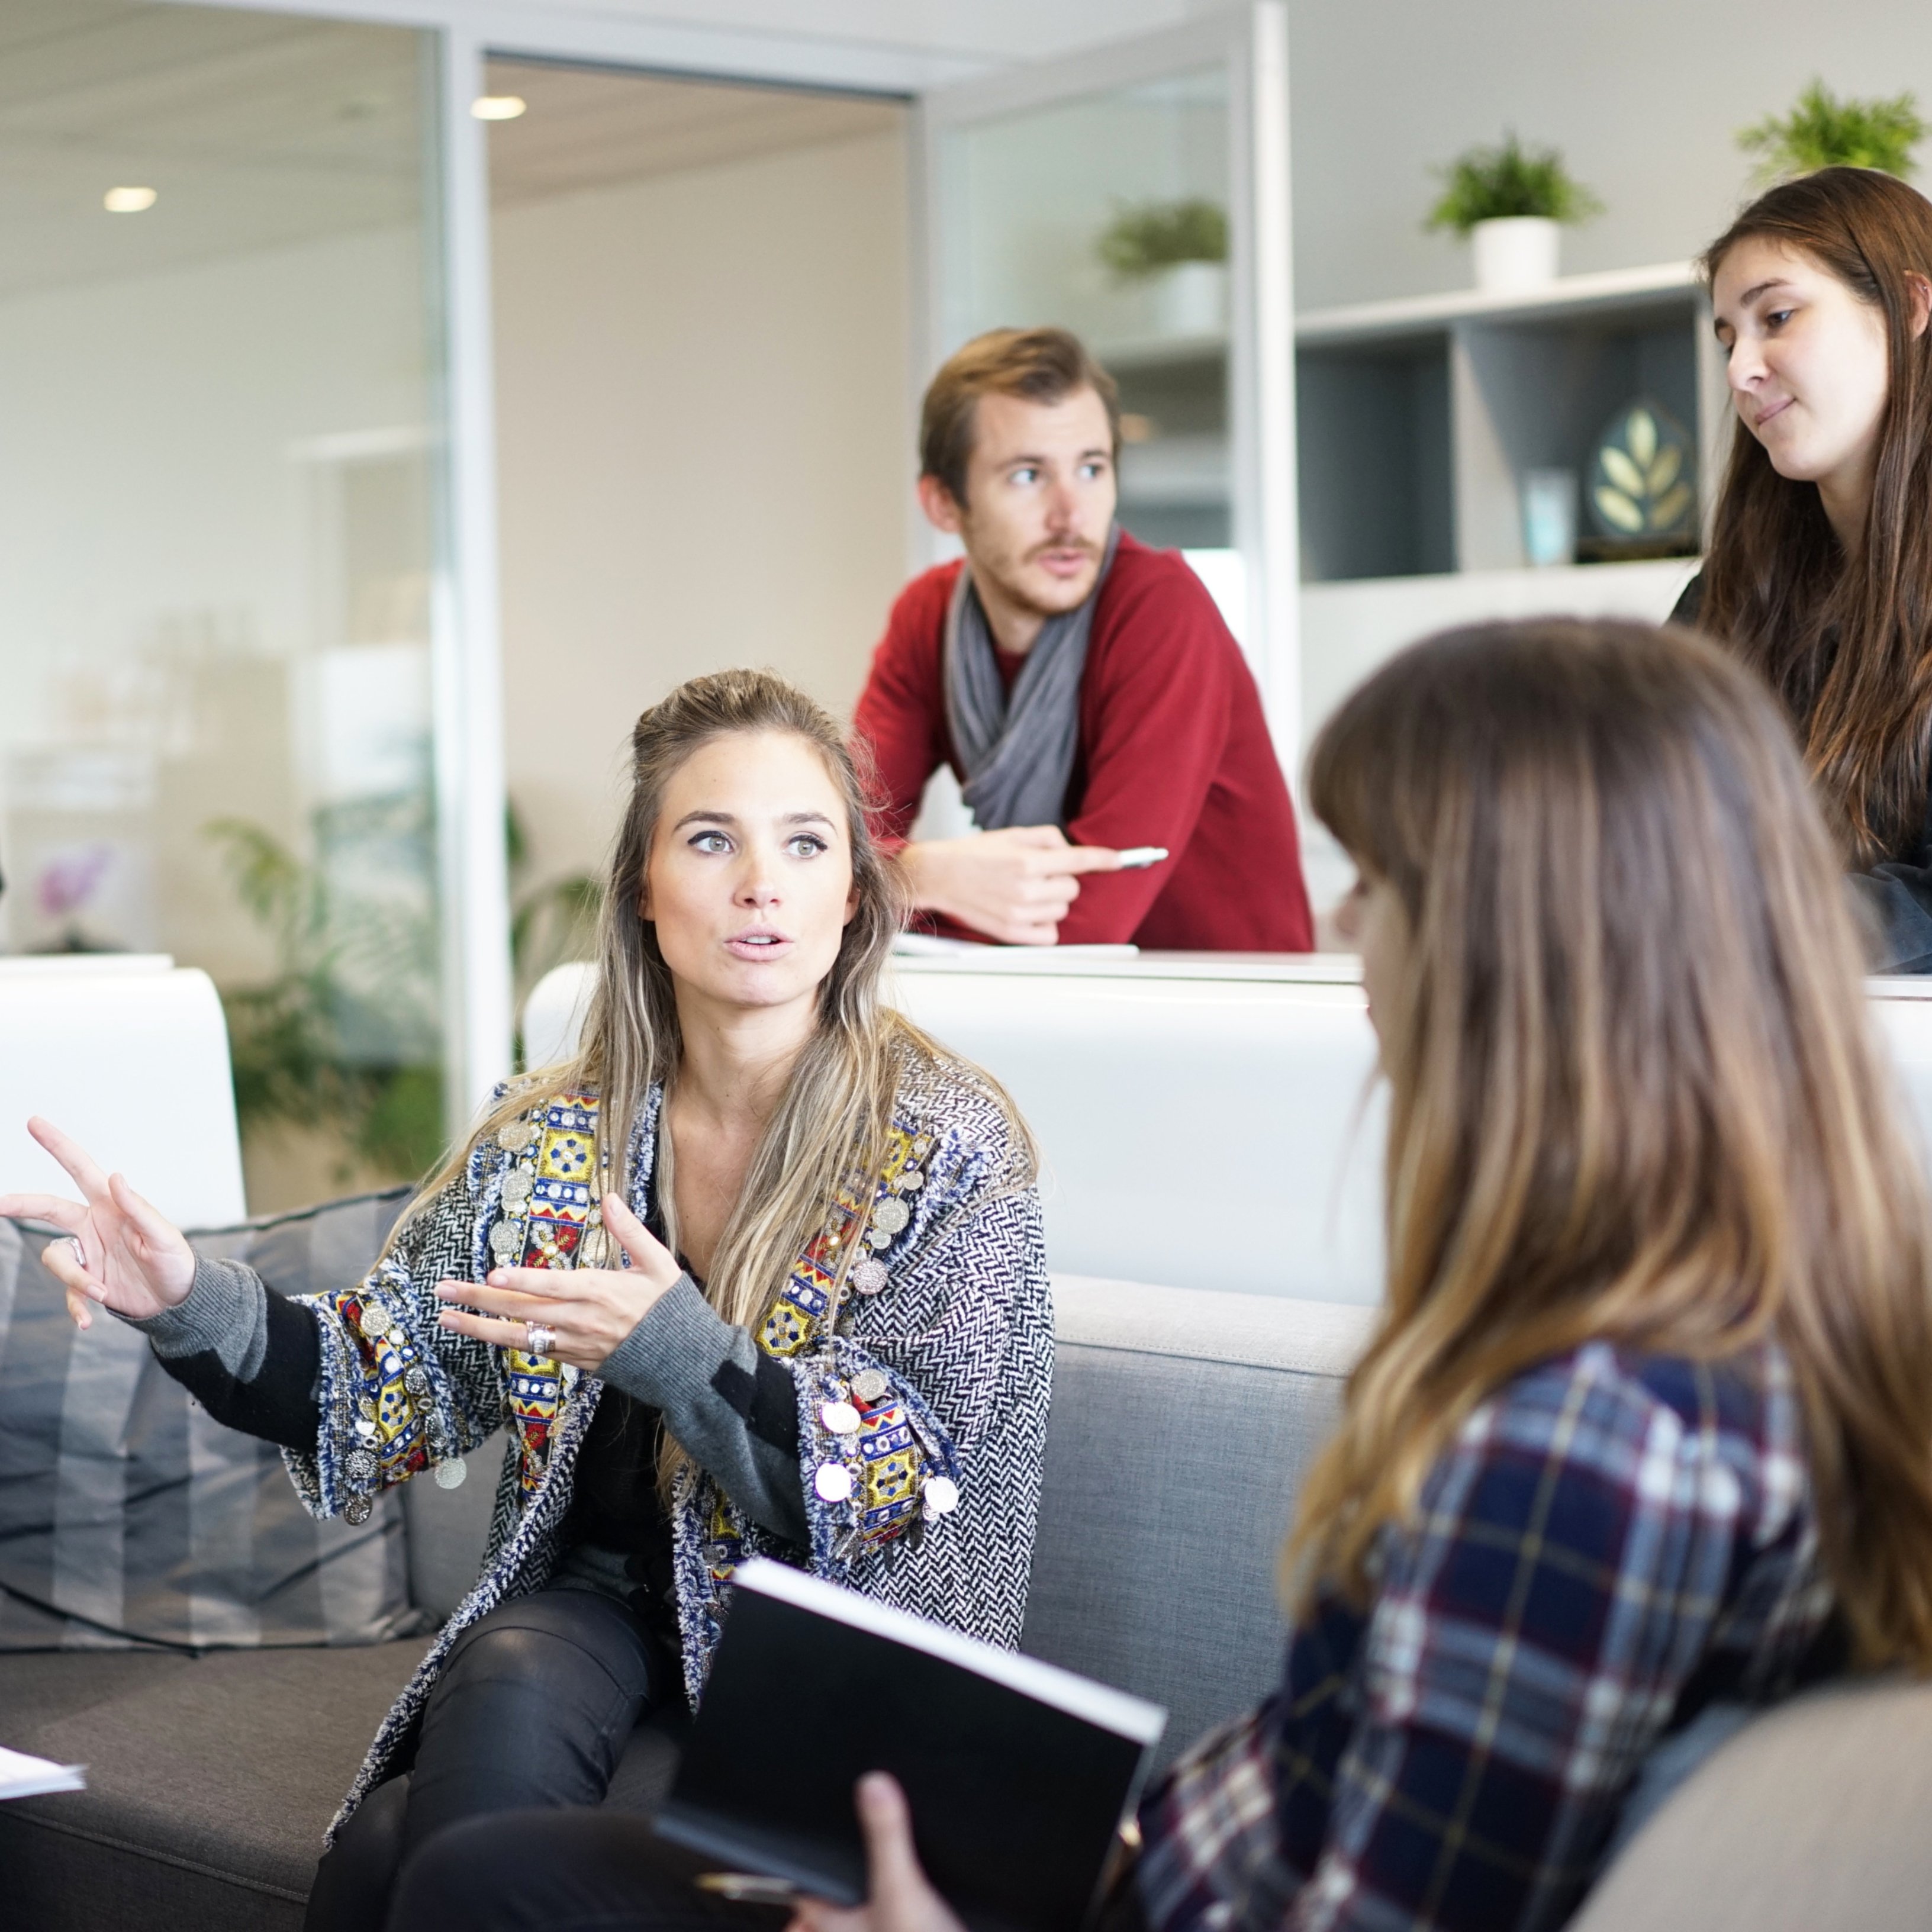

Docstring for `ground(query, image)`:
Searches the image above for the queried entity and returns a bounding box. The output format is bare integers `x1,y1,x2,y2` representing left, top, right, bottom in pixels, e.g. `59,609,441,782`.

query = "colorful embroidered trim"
313,1286,446,1522
489,1091,604,1496
757,1125,928,1358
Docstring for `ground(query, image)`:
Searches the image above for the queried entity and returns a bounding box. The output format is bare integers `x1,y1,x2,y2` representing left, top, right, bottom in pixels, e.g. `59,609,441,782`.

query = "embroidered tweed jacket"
281,1051,1051,1839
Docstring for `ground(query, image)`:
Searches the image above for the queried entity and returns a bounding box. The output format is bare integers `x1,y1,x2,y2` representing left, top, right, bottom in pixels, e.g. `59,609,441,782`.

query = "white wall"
492,127,912,889
1287,0,1932,309
0,223,434,978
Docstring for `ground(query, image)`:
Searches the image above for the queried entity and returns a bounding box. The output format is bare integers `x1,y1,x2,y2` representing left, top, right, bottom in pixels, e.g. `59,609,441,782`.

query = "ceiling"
0,1,910,301
0,0,426,300
484,58,904,208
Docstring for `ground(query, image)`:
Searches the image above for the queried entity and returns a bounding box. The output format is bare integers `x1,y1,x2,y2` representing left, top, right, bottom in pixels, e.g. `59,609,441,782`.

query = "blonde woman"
416,618,1932,1932
4,670,1049,1930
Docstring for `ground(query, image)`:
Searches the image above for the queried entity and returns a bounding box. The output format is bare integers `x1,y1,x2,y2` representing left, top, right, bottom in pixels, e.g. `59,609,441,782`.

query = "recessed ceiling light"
471,95,526,121
104,185,157,213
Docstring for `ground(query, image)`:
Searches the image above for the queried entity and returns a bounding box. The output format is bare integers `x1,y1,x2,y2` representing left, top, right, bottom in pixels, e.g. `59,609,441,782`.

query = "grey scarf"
942,525,1121,831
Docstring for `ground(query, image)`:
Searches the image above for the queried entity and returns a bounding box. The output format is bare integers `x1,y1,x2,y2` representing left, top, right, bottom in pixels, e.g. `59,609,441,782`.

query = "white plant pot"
1471,216,1561,295
1152,259,1229,336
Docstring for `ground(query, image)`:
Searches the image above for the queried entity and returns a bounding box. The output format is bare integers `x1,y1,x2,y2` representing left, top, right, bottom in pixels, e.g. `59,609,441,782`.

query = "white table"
523,954,1932,1306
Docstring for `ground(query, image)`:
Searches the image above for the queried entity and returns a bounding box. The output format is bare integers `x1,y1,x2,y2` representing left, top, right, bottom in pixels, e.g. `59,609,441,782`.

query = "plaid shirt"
1137,1339,1835,1932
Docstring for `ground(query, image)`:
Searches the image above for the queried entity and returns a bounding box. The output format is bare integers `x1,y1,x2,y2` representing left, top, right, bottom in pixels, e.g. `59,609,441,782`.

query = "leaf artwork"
1738,79,1925,183
1591,405,1695,539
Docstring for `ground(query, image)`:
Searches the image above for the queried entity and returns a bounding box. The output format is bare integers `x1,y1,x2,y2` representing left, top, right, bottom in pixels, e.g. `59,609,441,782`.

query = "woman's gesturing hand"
789,1773,966,1932
434,1191,684,1373
0,1117,195,1331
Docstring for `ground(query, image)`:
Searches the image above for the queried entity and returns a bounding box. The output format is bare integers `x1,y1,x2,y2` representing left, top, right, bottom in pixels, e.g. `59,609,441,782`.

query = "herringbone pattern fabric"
275,1046,1049,1842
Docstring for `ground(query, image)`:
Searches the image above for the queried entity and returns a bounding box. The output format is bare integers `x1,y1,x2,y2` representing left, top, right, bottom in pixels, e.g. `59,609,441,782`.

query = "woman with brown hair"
387,617,1932,1932
1677,164,1932,968
1,669,1050,1929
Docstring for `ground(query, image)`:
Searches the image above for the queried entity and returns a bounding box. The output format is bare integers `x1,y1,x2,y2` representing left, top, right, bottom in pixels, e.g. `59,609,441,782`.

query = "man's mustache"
1025,537,1102,563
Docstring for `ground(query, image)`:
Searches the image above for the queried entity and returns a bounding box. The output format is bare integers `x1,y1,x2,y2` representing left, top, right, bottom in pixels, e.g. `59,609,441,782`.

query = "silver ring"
524,1322,557,1356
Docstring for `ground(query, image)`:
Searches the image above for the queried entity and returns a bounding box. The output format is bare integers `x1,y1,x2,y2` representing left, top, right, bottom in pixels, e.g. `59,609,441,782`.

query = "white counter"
0,956,247,1228
526,954,1932,1308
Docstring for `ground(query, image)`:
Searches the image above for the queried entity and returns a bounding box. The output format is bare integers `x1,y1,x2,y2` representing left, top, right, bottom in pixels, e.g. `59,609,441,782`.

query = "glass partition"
0,0,448,1210
936,69,1234,558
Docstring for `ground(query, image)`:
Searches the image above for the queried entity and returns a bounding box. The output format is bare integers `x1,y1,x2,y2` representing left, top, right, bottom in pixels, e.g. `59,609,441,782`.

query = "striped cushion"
0,1189,423,1651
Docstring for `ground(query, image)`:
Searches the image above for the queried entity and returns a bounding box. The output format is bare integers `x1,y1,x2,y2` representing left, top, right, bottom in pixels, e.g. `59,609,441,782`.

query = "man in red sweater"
852,326,1313,950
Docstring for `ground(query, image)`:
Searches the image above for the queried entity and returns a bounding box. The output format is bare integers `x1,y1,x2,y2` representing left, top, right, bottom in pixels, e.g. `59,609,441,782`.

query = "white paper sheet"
0,1744,86,1800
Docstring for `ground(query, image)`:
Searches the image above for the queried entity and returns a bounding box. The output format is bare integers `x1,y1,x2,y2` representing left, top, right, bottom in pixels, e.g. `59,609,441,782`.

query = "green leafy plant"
207,811,444,1183
505,803,603,1069
1738,79,1925,182
1096,198,1229,281
1425,132,1603,234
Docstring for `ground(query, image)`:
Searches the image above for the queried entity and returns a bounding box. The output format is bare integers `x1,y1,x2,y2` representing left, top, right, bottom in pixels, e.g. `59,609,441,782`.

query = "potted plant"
1096,197,1230,335
1737,79,1925,182
1426,131,1603,294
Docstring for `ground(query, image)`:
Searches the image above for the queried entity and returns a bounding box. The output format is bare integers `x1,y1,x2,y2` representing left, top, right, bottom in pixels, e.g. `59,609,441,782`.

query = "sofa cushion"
0,1189,418,1651
1570,1673,1932,1932
1023,1276,1374,1765
0,1638,432,1931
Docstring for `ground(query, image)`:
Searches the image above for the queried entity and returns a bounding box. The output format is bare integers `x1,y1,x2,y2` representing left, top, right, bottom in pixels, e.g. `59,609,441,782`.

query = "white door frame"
916,5,1300,764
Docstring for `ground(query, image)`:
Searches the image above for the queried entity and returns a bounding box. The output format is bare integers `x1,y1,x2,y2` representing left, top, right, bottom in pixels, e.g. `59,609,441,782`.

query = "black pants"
385,1807,1155,1932
387,1811,791,1932
305,1585,672,1932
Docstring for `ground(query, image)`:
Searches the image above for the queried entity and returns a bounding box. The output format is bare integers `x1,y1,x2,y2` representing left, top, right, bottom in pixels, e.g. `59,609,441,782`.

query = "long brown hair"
1293,617,1932,1667
1698,166,1932,864
415,669,1031,1490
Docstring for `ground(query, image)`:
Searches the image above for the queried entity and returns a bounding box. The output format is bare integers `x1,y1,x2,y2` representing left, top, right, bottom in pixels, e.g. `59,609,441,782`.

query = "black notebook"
656,1559,1167,1932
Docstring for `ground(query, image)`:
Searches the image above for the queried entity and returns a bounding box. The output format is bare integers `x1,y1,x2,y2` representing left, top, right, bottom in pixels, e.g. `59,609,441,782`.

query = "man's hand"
897,826,1122,945
789,1773,965,1932
434,1192,681,1373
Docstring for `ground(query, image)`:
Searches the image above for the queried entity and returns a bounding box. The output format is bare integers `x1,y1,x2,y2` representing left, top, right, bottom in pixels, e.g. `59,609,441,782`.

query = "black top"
1670,566,1932,974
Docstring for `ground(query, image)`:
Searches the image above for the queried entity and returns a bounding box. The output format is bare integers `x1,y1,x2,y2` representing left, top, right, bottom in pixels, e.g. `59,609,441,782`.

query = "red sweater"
852,533,1314,951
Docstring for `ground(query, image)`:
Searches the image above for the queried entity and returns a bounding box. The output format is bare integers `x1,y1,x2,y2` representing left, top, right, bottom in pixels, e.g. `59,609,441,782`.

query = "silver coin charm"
359,1302,392,1339
353,1417,378,1444
497,1120,538,1152
871,1196,909,1238
578,1228,614,1268
489,1221,523,1259
899,1168,923,1190
851,1258,888,1296
849,1368,889,1405
814,1462,854,1503
433,1458,468,1490
820,1400,862,1436
343,1495,373,1526
344,1448,378,1482
502,1170,533,1208
923,1476,960,1518
403,1366,430,1397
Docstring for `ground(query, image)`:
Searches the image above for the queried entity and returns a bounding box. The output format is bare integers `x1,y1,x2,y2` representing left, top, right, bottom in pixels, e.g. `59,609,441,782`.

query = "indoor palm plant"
1096,197,1230,334
1738,80,1924,182
1426,131,1603,294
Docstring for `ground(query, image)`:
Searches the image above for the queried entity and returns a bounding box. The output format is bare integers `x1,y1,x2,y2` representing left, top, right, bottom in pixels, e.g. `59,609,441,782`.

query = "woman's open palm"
0,1117,194,1330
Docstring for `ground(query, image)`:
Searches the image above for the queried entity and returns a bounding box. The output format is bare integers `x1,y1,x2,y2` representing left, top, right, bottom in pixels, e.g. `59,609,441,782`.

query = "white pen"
1115,846,1170,870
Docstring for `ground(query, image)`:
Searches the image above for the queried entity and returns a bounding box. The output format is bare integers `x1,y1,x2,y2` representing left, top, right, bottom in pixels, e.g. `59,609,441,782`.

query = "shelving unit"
1295,262,1729,582
1091,331,1234,552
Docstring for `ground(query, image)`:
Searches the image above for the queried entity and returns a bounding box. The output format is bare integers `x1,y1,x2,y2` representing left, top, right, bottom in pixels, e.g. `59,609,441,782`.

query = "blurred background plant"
1096,197,1228,279
1738,80,1924,183
1425,131,1602,233
208,800,603,1192
207,802,442,1186
507,805,602,1070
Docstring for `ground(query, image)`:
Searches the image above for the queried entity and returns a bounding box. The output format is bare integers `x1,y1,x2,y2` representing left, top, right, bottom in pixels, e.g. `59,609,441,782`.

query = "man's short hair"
919,327,1121,508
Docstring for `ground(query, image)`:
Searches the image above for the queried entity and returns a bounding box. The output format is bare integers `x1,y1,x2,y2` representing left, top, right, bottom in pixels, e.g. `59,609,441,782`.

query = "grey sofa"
5,1272,1931,1931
